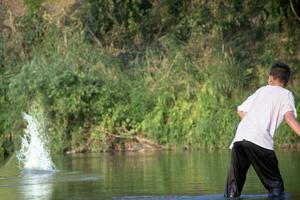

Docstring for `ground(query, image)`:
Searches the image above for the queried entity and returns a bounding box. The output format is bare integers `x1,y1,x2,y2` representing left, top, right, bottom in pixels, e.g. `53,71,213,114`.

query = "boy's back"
231,85,297,150
225,62,300,198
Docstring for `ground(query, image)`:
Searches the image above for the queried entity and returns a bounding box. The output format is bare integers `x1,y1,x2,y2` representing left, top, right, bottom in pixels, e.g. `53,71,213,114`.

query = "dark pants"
225,140,284,198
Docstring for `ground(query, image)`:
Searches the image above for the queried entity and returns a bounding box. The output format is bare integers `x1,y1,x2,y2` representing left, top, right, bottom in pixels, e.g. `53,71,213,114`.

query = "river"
0,150,299,199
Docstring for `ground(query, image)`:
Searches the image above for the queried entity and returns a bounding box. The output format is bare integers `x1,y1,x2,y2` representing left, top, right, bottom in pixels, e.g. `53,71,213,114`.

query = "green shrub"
24,0,44,12
1,0,299,154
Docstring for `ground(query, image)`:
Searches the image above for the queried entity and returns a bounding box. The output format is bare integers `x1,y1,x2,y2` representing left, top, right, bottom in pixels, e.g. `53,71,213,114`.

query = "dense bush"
24,0,44,12
0,0,299,154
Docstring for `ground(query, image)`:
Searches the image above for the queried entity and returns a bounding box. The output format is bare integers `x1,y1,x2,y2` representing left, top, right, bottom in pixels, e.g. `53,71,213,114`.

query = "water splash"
17,113,56,172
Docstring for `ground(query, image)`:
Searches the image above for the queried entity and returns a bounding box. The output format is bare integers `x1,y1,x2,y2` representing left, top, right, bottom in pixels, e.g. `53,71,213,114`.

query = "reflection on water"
0,150,300,200
18,172,101,200
20,173,53,200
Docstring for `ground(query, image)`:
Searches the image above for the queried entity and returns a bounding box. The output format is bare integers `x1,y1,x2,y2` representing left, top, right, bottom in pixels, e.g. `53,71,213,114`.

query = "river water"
0,150,299,200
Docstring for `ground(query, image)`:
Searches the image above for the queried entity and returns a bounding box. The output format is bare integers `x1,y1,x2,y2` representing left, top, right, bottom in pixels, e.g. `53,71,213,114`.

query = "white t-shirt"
230,85,297,150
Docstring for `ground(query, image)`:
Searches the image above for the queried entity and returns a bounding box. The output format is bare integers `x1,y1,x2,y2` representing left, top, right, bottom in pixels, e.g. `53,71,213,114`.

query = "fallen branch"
108,133,163,150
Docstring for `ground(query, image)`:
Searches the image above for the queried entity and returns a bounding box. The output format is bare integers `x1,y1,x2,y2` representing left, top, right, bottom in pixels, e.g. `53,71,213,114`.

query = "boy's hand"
237,111,247,119
284,111,300,136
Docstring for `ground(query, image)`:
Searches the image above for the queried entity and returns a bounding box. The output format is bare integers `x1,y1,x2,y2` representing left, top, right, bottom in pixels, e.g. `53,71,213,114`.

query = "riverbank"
1,136,300,162
66,136,300,155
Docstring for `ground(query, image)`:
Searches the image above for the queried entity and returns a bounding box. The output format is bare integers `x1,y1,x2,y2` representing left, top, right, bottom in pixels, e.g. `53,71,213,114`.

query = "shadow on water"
113,193,289,200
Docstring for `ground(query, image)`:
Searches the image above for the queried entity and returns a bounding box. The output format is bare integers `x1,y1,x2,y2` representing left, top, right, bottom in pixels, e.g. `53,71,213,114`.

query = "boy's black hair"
269,61,291,86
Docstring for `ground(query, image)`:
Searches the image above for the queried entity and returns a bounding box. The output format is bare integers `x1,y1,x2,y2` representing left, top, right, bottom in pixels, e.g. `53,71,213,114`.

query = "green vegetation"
0,0,300,154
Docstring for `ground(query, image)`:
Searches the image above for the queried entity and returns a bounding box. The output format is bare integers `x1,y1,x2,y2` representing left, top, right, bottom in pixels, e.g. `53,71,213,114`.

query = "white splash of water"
17,113,56,171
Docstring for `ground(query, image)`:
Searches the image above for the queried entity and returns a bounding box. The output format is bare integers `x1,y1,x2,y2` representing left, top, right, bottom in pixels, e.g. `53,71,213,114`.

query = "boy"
225,61,300,198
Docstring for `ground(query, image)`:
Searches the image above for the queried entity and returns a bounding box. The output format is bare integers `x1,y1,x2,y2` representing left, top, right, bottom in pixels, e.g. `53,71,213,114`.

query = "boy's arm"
237,111,247,119
284,111,300,136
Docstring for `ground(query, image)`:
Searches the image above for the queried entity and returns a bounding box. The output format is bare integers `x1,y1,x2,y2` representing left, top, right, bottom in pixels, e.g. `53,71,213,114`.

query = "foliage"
24,0,44,12
15,13,46,49
80,0,189,47
0,0,299,154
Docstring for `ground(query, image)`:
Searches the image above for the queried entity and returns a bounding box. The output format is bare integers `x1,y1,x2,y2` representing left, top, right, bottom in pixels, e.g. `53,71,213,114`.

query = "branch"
290,0,300,22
